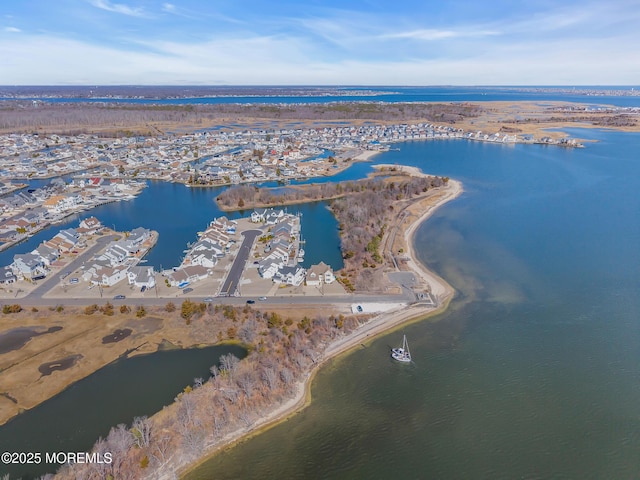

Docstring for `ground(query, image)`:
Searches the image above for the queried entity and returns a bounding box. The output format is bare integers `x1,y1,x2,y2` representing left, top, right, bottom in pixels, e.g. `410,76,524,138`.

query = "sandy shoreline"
173,178,463,479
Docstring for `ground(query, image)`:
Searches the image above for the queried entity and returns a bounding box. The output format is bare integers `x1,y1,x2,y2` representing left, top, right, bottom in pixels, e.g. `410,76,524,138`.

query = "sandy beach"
173,177,463,479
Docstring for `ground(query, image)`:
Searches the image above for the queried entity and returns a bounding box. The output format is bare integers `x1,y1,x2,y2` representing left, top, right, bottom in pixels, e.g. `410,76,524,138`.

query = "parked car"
140,285,146,292
183,287,193,294
113,295,126,300
69,278,79,284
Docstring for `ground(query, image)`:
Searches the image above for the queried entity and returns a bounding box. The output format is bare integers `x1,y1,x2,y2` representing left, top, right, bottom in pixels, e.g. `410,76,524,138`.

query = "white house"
273,265,306,286
12,253,47,280
128,227,151,246
127,266,156,289
167,265,211,287
92,265,129,286
0,266,17,284
306,262,336,286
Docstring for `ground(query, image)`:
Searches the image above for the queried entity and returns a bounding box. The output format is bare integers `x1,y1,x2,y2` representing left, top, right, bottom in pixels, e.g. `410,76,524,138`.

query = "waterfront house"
12,253,47,280
251,208,269,223
167,265,210,287
33,244,60,266
187,250,218,268
305,262,336,286
128,227,151,246
100,243,130,266
78,216,102,234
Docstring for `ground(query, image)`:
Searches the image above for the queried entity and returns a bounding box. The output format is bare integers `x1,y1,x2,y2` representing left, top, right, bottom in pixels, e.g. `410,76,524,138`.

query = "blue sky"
1,0,639,85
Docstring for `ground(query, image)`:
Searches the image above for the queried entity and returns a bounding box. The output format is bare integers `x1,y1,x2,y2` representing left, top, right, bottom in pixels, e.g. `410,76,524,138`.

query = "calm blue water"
186,130,640,479
4,86,640,107
0,182,344,271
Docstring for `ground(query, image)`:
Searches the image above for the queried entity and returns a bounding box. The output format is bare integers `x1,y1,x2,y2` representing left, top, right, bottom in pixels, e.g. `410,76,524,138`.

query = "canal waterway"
0,344,246,479
185,130,640,479
0,180,344,271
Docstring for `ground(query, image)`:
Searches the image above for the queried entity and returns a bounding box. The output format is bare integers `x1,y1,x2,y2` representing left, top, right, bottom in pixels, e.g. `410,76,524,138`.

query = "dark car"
183,287,193,294
246,299,255,304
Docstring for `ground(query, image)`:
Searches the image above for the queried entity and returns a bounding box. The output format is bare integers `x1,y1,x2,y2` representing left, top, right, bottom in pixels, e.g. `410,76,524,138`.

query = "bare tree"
132,415,152,448
219,353,240,379
181,426,205,459
149,434,172,468
280,367,295,387
261,366,279,391
177,393,197,430
236,369,258,398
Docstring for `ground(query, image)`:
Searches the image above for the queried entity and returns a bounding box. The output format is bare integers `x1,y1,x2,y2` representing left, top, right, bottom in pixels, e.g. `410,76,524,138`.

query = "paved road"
30,234,120,298
218,229,262,297
11,230,419,308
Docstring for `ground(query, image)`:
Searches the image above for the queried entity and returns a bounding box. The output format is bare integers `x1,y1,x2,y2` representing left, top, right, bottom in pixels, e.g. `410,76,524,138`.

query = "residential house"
12,253,47,280
92,265,129,286
128,227,151,246
167,265,211,287
78,216,102,234
0,266,17,284
273,265,306,286
306,262,336,286
33,244,60,266
127,266,156,289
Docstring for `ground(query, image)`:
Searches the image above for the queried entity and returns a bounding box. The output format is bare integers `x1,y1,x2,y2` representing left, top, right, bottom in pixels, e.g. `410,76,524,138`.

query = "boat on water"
391,335,412,363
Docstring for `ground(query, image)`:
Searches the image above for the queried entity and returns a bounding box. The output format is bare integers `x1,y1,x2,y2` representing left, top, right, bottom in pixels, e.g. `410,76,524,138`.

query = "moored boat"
391,335,411,363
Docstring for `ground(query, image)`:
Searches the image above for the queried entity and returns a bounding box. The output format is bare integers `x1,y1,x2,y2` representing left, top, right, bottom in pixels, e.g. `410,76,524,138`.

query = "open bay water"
6,86,640,107
185,131,640,479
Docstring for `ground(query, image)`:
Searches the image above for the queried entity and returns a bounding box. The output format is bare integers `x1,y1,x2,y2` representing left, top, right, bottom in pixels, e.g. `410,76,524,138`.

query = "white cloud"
162,3,176,13
4,26,21,33
88,0,147,18
381,29,500,41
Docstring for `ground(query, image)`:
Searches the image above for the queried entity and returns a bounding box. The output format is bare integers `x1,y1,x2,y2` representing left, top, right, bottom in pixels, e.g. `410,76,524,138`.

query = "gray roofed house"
0,266,17,284
33,244,60,266
128,227,151,246
127,266,156,288
12,252,46,280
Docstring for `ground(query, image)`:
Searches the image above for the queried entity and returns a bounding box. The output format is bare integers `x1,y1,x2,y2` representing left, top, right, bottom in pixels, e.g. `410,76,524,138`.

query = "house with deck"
305,262,336,286
127,266,156,289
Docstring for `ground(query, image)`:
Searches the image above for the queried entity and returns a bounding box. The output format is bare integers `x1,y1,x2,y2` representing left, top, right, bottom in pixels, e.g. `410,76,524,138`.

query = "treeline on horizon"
0,101,482,135
0,85,382,98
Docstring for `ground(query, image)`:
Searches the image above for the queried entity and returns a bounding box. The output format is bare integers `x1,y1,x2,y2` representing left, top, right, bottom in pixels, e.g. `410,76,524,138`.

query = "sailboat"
391,335,412,363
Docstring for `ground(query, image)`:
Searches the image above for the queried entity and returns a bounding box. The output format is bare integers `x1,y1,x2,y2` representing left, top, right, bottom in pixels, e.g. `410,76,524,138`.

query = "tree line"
54,302,365,479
